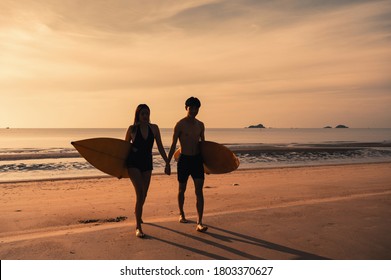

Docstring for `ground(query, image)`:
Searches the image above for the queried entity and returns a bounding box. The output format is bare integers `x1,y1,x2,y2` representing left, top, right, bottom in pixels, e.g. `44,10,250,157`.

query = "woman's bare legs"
128,168,152,237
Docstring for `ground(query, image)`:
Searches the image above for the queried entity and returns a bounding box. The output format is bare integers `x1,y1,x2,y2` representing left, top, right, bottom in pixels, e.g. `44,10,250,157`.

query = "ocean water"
1,128,391,183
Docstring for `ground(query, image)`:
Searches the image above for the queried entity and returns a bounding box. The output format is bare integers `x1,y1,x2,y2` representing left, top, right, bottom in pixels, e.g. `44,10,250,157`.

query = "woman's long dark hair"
133,104,150,125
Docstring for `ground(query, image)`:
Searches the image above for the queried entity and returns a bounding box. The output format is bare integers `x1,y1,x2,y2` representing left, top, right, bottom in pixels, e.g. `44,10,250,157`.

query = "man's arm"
200,122,205,142
167,123,181,163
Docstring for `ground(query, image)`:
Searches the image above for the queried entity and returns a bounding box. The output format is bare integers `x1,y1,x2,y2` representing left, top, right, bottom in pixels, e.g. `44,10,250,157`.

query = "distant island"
335,125,349,128
246,124,349,128
247,124,265,128
323,125,349,128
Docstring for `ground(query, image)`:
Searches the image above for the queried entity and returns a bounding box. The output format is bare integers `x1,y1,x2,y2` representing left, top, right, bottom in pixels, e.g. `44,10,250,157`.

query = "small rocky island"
335,125,349,128
247,124,265,128
323,125,349,128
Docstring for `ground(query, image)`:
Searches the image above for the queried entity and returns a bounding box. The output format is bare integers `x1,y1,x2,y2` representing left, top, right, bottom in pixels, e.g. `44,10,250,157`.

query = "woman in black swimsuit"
125,104,170,238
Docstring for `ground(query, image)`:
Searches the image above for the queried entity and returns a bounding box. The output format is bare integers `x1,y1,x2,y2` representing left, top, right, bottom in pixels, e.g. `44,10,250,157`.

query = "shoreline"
1,161,391,185
1,162,390,259
2,140,390,157
2,140,390,185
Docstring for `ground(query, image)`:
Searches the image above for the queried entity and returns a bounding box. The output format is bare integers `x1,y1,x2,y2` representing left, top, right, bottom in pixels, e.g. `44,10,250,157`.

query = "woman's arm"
152,124,168,163
125,125,133,142
151,124,171,175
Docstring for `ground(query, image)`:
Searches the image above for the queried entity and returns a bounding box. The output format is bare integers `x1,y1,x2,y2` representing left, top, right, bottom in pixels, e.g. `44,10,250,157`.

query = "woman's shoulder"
128,124,138,133
149,123,160,131
150,123,162,135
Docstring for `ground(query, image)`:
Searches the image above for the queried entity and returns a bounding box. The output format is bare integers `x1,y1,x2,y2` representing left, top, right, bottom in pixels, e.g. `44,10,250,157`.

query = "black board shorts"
177,154,204,183
126,152,153,172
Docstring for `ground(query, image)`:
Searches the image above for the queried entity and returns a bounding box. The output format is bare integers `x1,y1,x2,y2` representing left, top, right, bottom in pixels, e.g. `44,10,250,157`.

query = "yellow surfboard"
71,138,131,179
174,141,239,174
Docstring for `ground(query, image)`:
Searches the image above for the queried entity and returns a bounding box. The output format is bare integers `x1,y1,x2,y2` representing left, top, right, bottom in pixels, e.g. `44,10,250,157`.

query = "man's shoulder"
176,118,187,127
194,119,204,129
196,119,204,126
176,118,204,128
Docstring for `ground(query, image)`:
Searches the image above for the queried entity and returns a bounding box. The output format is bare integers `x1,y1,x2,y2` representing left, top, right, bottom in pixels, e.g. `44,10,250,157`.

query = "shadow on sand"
147,222,329,260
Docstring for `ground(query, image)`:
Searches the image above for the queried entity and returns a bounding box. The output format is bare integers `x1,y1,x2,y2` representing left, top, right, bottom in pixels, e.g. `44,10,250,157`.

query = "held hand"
164,164,171,175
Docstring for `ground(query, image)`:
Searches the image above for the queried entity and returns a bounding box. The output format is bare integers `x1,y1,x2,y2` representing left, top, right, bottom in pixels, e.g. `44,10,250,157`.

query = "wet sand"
1,163,390,259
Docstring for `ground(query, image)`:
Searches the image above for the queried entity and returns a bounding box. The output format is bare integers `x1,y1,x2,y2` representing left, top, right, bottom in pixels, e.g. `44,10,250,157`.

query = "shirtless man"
166,97,208,232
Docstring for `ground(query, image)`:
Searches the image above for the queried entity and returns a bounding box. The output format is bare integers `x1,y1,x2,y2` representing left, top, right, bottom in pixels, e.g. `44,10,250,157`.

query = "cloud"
1,0,390,127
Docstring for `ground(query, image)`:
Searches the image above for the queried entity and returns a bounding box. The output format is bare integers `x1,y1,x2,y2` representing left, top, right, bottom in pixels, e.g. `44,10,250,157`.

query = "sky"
1,0,390,128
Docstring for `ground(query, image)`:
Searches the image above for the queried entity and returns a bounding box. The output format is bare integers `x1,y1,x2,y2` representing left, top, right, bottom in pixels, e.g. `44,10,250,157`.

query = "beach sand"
0,163,390,260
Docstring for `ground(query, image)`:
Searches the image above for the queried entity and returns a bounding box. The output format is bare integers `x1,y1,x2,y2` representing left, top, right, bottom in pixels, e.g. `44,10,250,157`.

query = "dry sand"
1,163,390,260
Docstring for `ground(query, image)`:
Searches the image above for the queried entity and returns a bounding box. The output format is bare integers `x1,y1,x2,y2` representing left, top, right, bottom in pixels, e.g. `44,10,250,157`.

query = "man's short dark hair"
185,97,201,108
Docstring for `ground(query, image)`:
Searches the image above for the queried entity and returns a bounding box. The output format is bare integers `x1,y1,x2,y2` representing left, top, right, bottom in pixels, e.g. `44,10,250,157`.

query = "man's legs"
194,178,208,232
178,181,188,222
177,154,189,223
194,178,204,224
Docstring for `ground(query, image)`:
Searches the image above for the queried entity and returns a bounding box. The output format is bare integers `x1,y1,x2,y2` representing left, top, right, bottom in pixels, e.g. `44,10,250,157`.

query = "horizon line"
2,127,391,130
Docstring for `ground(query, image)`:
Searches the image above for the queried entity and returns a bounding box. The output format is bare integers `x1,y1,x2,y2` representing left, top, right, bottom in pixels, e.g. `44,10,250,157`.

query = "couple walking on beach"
125,97,208,238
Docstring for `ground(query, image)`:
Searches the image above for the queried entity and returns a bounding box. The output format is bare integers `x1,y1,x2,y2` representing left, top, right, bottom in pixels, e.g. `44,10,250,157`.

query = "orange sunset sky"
1,0,390,128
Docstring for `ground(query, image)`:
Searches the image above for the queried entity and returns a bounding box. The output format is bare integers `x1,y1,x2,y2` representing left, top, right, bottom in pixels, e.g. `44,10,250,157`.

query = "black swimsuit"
126,125,154,172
